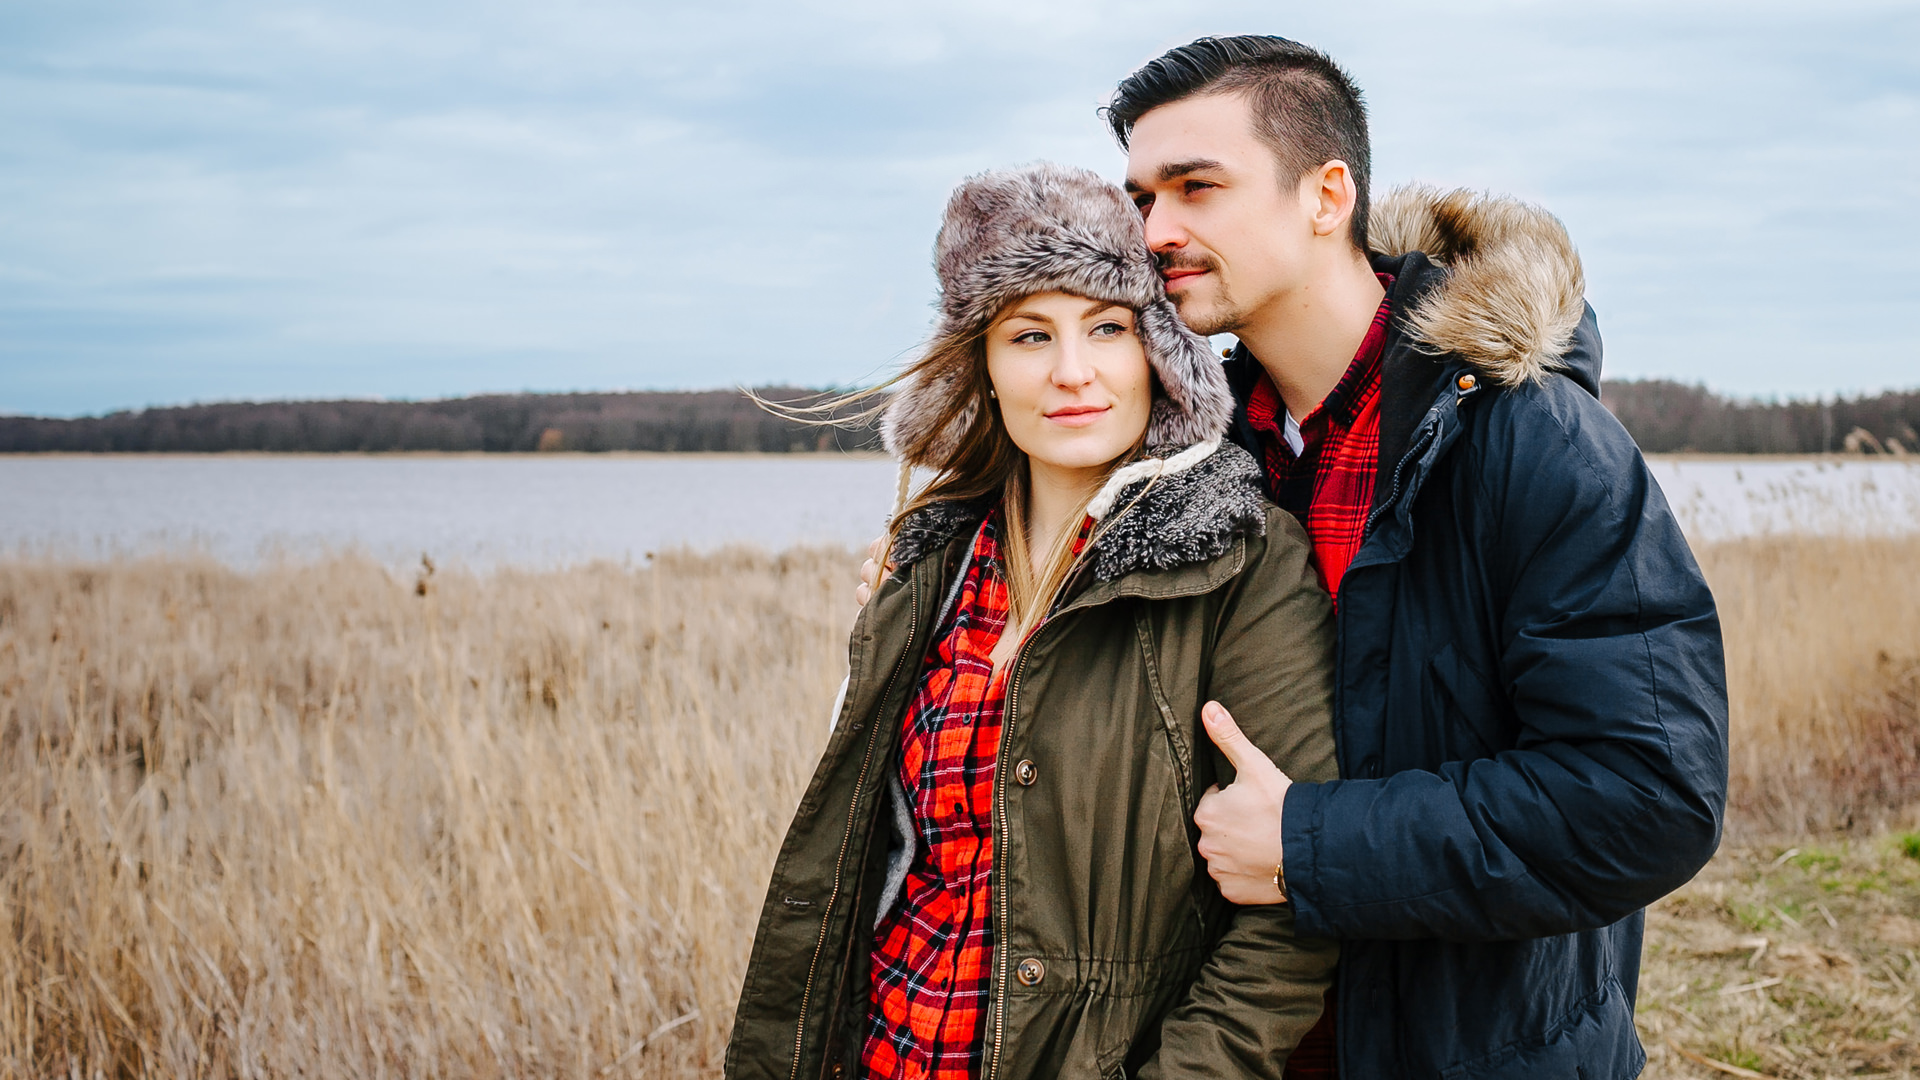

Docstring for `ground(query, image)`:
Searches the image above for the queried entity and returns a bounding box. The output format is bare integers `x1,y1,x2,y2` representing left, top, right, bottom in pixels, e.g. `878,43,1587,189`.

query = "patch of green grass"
1731,900,1779,932
1816,869,1890,895
1896,831,1920,860
1709,1045,1767,1073
1787,848,1843,872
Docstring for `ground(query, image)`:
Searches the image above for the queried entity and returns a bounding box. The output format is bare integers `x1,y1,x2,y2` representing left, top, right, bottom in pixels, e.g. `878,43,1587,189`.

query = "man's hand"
1194,701,1294,905
855,535,889,608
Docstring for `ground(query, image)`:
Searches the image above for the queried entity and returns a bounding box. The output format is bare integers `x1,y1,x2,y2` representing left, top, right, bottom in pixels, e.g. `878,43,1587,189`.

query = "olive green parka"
725,441,1339,1080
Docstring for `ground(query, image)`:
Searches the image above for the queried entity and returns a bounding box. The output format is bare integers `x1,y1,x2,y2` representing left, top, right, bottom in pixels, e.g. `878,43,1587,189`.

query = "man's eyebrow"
1156,157,1227,183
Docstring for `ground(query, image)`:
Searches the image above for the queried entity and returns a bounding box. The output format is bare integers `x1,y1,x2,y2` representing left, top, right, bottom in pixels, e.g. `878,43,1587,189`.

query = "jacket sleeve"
1139,512,1341,1080
1281,387,1730,942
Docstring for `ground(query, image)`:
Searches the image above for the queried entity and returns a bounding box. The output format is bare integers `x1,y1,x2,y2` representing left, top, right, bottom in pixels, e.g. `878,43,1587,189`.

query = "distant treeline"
3,382,1917,455
1602,381,1919,455
0,388,883,454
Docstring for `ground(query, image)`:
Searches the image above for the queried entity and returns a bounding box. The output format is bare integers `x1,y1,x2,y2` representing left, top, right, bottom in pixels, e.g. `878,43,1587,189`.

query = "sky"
2,0,1916,417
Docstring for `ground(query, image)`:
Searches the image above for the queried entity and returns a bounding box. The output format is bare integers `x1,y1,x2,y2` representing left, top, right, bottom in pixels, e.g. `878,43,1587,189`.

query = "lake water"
3,454,1917,567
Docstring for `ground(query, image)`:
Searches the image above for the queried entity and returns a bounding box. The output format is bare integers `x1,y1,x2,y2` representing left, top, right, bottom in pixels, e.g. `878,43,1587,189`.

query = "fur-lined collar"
889,441,1268,583
1369,184,1586,387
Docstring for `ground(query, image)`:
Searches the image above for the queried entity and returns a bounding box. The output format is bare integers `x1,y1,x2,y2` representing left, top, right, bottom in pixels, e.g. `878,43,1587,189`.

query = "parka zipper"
788,570,922,1080
1364,418,1439,537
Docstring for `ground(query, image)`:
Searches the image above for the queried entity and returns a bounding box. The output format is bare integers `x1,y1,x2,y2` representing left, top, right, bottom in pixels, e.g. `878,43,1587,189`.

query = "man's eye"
1184,180,1214,195
1132,195,1154,213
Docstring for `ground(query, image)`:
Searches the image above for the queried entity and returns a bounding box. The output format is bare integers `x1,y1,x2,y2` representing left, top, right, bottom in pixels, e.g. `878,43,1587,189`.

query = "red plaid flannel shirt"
1244,277,1394,604
863,511,1091,1080
863,513,1012,1080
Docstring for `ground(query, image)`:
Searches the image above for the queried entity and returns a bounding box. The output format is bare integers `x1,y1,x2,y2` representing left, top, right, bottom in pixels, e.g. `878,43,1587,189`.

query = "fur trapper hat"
881,163,1235,467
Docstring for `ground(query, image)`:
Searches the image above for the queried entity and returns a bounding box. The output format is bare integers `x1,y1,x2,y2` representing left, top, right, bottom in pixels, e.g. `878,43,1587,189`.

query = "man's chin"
1170,295,1239,337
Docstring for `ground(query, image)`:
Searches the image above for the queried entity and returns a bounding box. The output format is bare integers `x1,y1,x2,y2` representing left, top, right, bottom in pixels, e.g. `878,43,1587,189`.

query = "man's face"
1124,92,1312,337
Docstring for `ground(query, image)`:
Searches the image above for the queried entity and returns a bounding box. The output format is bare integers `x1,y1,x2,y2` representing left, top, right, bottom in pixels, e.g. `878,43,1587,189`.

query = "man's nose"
1142,200,1188,253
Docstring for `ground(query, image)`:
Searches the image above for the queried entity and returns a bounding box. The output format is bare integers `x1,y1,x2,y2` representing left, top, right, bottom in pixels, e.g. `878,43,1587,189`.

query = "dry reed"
0,533,1915,1076
0,550,850,1077
1700,537,1920,834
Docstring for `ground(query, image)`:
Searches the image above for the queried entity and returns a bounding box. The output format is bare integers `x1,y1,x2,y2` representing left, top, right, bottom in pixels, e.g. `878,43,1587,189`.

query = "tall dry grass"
1700,537,1920,834
0,535,1915,1076
0,550,850,1077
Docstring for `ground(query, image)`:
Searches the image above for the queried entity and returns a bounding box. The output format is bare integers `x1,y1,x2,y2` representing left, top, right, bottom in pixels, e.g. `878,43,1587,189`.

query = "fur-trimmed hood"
1368,184,1587,387
889,440,1268,583
881,163,1235,468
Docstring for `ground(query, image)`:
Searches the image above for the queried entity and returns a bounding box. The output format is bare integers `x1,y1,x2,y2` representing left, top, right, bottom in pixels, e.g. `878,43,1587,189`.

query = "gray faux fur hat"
881,163,1235,468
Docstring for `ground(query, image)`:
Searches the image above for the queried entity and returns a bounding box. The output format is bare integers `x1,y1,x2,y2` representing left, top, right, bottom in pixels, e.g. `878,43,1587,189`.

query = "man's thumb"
1202,701,1267,777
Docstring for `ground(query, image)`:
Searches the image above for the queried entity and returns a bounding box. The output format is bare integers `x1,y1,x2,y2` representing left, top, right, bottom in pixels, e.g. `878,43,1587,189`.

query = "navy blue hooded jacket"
1224,188,1730,1079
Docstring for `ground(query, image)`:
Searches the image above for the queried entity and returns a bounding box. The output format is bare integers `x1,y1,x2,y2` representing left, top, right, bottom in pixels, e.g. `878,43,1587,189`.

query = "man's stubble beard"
1169,282,1250,338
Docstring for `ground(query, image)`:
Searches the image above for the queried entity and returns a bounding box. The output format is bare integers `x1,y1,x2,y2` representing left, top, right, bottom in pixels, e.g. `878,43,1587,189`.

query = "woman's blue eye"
1093,321,1130,337
1013,329,1051,345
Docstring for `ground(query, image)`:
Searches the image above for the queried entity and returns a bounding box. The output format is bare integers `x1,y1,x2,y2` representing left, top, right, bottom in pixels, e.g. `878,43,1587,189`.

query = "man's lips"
1044,404,1111,428
1161,267,1208,290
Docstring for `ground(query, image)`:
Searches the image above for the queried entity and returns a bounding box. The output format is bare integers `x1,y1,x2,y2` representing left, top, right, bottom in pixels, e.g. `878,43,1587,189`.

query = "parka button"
1015,759,1038,786
1015,958,1045,986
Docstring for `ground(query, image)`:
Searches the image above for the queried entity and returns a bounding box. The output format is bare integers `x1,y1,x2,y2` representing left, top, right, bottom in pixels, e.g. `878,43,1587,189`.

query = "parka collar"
888,440,1268,586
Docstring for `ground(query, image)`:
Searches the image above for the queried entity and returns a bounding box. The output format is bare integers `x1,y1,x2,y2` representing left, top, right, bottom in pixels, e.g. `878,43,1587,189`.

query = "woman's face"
984,291,1153,479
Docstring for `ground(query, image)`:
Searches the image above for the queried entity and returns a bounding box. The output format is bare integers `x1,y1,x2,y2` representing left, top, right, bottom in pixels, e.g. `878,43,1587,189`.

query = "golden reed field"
1,537,1917,1078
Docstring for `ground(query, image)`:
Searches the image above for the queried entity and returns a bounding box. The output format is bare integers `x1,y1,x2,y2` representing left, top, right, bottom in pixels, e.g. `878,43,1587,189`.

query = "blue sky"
2,0,1916,417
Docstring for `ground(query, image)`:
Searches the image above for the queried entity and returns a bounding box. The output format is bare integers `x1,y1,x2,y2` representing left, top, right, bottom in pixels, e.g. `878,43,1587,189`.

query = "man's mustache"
1155,251,1218,274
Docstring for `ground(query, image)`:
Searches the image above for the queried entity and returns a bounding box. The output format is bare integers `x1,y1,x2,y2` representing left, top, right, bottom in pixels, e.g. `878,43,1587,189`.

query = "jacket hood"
1369,184,1588,388
889,440,1268,583
881,163,1235,468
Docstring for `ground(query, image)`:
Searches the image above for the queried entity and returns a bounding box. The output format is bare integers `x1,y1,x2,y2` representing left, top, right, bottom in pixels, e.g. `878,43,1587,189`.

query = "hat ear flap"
1138,300,1233,447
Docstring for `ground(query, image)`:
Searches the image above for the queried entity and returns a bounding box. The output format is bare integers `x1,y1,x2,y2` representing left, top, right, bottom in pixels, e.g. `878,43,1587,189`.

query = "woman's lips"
1045,405,1111,428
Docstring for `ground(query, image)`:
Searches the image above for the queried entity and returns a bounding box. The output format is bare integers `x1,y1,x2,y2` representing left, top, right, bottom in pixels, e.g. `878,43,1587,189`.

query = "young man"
1111,36,1728,1079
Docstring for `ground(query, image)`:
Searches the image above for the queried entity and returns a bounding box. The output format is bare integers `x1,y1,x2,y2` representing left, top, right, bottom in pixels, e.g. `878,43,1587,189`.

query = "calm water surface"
0,454,903,566
2,454,1916,567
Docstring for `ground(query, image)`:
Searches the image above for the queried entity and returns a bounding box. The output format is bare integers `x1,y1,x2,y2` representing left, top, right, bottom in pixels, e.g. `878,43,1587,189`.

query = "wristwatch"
1273,863,1289,903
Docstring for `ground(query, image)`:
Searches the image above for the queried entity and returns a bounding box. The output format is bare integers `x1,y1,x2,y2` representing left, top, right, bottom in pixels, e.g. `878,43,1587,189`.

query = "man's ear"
1304,160,1358,240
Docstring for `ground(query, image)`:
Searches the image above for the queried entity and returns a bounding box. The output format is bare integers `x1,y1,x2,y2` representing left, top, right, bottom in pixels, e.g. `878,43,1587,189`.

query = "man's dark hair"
1105,36,1372,251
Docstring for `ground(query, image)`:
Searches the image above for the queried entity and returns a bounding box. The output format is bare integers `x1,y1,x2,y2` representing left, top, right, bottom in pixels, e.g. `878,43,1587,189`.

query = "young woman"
726,164,1337,1080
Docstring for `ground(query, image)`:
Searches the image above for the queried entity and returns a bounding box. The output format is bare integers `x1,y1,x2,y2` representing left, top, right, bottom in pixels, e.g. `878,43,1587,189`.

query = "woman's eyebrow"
1001,310,1055,326
1081,300,1126,319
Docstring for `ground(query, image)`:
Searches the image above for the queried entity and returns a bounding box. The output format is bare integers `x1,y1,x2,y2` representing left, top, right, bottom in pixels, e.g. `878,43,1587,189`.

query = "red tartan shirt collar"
1244,274,1395,448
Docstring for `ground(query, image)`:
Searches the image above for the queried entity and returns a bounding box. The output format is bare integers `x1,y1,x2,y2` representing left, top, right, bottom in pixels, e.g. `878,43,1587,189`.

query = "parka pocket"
1428,642,1511,759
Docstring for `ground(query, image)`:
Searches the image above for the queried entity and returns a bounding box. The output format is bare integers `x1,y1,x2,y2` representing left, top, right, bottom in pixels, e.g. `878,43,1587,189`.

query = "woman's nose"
1050,339,1096,389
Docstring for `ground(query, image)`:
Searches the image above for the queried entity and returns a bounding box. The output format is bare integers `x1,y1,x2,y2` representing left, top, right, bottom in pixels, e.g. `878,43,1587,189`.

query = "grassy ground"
1,537,1916,1076
1640,833,1920,1080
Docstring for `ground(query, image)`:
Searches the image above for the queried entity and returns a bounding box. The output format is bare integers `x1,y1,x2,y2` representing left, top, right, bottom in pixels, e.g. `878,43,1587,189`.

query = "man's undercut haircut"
1106,35,1373,251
